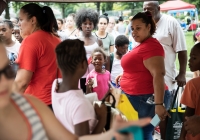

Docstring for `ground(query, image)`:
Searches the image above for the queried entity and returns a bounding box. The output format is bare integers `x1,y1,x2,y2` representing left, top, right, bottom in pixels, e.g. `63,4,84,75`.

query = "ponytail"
132,11,156,35
21,3,58,36
99,13,109,23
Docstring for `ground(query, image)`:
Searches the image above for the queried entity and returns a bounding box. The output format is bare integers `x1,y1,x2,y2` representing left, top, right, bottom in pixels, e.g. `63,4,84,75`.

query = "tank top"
111,57,123,83
11,93,48,140
82,42,99,78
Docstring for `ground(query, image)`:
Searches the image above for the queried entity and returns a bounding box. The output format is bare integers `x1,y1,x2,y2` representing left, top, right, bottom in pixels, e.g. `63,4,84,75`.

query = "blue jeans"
125,90,171,140
164,90,171,110
125,93,154,140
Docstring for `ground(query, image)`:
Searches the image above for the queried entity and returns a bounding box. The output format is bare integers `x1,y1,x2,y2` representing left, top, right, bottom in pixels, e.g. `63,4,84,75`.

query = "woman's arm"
109,45,114,53
15,69,33,93
105,56,111,72
143,56,170,120
180,107,195,140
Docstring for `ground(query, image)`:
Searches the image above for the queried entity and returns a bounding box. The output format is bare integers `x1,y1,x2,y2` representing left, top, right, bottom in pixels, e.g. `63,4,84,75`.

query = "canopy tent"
160,0,196,11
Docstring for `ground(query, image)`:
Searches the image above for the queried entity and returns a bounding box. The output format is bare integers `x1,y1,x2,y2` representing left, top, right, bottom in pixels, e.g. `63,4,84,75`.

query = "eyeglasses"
0,63,18,80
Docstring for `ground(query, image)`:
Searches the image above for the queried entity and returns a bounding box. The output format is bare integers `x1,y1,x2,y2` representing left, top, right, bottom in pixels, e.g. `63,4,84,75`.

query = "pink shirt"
51,79,97,134
86,70,110,100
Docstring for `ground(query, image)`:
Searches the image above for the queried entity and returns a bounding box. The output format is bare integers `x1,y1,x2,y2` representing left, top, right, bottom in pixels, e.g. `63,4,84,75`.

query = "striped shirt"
11,93,48,140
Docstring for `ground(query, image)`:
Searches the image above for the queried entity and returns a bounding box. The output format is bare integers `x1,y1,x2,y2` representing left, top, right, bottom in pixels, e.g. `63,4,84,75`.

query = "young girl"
52,39,107,136
180,43,200,140
86,48,110,100
193,30,200,78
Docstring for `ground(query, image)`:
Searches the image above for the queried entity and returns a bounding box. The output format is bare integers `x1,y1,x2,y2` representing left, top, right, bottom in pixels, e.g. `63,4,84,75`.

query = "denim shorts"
125,93,154,140
164,90,172,110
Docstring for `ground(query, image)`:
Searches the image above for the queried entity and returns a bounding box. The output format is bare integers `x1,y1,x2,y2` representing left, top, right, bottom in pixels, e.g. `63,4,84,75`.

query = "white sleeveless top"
82,42,99,78
111,57,123,83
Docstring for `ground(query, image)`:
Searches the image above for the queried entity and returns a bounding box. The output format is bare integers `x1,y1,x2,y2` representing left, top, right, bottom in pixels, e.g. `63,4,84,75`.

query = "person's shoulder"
188,77,200,87
162,14,179,23
107,33,114,38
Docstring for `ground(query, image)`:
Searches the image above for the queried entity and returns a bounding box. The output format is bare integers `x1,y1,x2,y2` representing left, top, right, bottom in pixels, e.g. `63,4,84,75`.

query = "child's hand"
87,79,94,89
94,103,107,122
185,115,200,137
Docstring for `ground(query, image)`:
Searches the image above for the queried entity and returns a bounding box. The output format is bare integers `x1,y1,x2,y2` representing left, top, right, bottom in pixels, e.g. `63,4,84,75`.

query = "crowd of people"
0,1,200,140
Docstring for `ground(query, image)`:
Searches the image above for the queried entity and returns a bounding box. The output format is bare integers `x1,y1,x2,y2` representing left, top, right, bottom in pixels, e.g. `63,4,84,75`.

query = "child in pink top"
52,39,107,136
86,48,111,100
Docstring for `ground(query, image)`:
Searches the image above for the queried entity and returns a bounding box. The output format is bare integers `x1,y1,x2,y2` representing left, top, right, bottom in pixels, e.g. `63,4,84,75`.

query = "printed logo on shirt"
8,53,17,65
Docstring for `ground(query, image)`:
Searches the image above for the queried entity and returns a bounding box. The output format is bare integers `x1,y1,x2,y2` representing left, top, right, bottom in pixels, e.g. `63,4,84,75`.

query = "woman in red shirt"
116,11,170,140
15,3,61,110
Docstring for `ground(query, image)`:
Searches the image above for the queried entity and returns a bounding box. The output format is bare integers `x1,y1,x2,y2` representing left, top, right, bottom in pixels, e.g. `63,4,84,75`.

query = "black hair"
119,16,123,22
99,13,109,24
193,42,200,52
0,19,14,29
57,18,64,24
92,47,107,60
132,11,156,35
55,39,87,74
21,3,58,35
115,35,129,47
193,32,197,42
75,9,98,31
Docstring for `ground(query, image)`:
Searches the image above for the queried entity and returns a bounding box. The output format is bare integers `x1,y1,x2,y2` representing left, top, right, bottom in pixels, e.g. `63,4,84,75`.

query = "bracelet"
154,103,164,106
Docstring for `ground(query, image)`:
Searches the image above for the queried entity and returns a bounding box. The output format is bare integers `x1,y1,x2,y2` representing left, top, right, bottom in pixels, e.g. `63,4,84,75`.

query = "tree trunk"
5,2,10,19
62,3,65,18
96,2,100,14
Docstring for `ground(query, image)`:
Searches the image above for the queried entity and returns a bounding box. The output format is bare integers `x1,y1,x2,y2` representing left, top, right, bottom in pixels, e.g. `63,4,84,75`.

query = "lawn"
176,31,194,71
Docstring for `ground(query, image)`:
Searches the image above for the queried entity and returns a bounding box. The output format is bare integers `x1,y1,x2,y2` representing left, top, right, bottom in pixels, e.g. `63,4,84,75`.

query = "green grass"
176,31,194,71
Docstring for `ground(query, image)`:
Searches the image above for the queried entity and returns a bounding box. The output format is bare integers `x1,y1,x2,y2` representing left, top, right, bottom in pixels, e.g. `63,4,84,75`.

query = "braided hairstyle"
55,39,87,74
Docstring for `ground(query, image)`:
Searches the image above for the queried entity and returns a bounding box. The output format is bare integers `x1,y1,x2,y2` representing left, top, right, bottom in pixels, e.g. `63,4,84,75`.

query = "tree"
101,2,114,13
184,0,200,9
96,2,101,14
5,2,10,19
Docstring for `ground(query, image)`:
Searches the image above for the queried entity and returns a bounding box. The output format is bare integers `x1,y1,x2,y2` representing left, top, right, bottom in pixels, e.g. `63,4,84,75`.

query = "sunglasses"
0,63,18,79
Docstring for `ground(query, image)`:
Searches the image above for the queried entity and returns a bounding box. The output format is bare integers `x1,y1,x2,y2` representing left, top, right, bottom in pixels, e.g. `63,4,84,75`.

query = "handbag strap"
104,106,111,131
102,92,116,108
171,86,180,109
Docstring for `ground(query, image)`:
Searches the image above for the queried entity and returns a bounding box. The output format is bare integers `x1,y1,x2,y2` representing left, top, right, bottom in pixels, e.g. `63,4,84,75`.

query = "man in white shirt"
0,19,20,65
143,1,187,139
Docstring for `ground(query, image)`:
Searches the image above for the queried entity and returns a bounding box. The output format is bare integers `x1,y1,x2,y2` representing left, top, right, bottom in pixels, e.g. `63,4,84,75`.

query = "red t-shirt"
16,30,61,105
120,37,167,95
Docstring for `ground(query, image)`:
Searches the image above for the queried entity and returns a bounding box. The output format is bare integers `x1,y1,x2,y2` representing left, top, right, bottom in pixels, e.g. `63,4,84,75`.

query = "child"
193,30,200,78
179,43,200,140
106,35,129,87
86,48,110,100
52,39,107,136
13,25,23,43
